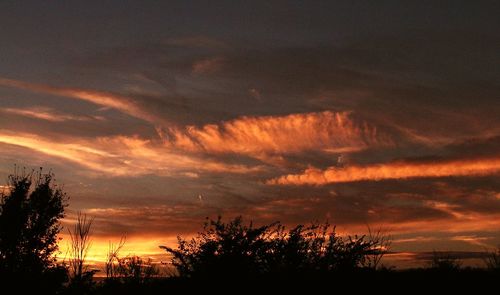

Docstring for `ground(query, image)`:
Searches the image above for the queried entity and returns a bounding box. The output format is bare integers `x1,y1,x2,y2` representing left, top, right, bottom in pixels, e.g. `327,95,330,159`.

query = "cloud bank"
268,157,500,185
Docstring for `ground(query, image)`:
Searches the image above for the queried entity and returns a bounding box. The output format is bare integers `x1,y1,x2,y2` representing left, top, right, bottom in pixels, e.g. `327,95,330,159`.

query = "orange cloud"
0,131,261,176
1,107,104,122
169,111,391,157
451,235,492,247
0,77,163,124
0,78,394,160
387,213,500,236
192,57,224,74
268,157,500,185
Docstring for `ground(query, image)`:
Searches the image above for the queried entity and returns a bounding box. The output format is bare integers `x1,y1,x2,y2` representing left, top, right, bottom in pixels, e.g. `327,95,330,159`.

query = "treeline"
1,171,499,294
161,216,390,277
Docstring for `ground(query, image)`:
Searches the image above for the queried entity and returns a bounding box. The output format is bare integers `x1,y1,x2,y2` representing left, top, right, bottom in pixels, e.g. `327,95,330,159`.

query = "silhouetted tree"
366,226,392,269
102,237,158,289
483,247,500,270
105,237,126,280
161,216,386,279
269,222,384,273
429,251,462,271
0,169,68,290
67,212,97,291
161,216,277,279
116,256,159,284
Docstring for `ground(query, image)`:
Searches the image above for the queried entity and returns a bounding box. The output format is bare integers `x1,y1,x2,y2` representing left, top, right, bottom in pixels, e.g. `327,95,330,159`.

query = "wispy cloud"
451,235,493,247
377,212,500,235
268,157,500,185
0,131,261,176
169,111,392,159
163,36,227,49
393,236,438,244
192,57,224,75
425,201,466,219
1,106,104,122
0,77,165,125
393,235,493,248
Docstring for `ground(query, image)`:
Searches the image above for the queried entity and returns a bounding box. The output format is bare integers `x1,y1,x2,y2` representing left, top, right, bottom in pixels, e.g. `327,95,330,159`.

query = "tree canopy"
0,169,67,288
161,216,388,280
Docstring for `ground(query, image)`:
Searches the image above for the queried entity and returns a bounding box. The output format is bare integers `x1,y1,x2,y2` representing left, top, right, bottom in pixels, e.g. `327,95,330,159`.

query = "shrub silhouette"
428,251,462,271
161,216,275,278
483,247,500,270
116,256,159,284
105,237,126,280
103,237,159,289
161,216,386,279
0,169,68,290
67,212,97,293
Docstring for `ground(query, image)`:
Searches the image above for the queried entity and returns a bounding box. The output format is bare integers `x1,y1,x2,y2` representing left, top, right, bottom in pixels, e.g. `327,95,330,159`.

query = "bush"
161,216,388,279
428,251,462,271
483,247,500,270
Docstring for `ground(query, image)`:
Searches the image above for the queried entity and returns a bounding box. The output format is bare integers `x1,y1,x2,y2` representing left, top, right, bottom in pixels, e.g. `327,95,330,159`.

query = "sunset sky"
0,1,499,267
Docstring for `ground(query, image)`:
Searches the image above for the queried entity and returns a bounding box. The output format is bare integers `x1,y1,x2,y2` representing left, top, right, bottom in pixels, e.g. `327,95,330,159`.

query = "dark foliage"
483,247,500,270
428,251,463,271
161,216,386,279
0,169,68,291
115,256,159,284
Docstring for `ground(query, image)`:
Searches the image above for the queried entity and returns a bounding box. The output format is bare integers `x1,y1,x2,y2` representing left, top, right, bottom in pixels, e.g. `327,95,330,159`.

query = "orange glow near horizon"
57,234,178,274
56,209,500,267
268,157,500,185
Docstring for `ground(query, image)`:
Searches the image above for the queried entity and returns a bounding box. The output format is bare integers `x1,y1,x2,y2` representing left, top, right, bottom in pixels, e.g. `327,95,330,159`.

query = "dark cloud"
64,29,499,144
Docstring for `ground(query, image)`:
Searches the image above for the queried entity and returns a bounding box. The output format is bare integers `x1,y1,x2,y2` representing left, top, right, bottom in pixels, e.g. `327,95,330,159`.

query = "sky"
0,1,499,267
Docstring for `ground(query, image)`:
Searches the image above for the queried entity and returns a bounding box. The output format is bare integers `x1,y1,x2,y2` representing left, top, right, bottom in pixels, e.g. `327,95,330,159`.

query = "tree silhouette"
483,247,500,270
105,237,126,280
428,251,462,271
267,222,384,273
161,216,276,279
115,255,159,284
67,212,97,291
161,216,387,280
0,169,67,290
